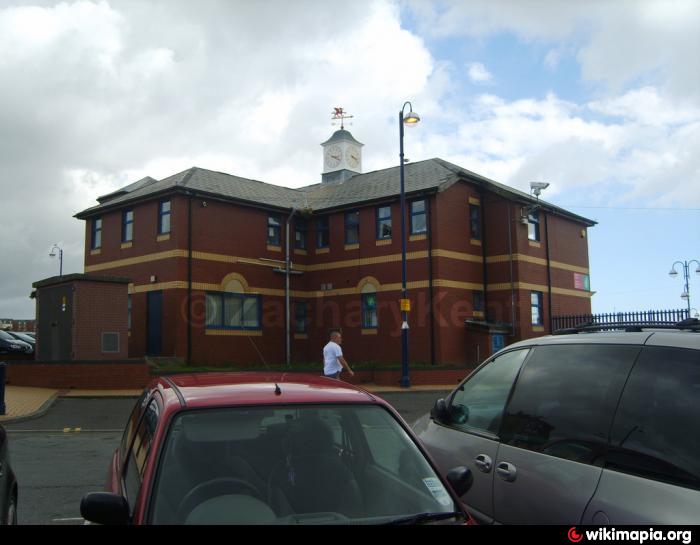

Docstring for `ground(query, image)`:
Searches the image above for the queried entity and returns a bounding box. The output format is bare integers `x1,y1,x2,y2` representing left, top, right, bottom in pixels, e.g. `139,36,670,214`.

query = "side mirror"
80,492,130,525
430,398,450,424
447,466,474,497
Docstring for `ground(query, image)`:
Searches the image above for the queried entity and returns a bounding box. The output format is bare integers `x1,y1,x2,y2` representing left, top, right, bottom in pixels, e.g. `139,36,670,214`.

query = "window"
295,301,308,333
316,217,329,248
410,200,427,235
345,211,359,245
607,346,700,490
122,209,134,243
205,292,261,330
127,294,132,330
376,206,392,240
473,290,485,313
470,204,481,241
531,291,543,326
500,344,641,465
528,210,540,241
361,292,378,328
124,399,159,513
267,215,281,246
447,349,529,435
295,218,308,249
91,217,102,249
158,200,171,235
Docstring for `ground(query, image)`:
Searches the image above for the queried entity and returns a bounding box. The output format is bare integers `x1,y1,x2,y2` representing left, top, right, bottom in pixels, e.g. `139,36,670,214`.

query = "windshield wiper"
382,511,463,525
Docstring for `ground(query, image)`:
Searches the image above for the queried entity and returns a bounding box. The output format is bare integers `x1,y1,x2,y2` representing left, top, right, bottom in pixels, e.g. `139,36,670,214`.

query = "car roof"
503,329,700,352
150,372,383,413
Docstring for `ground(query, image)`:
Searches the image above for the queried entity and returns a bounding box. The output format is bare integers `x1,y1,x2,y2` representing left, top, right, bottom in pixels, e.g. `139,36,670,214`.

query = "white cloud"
467,62,493,83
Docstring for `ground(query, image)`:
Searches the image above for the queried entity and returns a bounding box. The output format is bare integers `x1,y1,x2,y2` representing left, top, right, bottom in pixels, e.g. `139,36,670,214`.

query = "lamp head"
669,268,678,277
403,110,420,126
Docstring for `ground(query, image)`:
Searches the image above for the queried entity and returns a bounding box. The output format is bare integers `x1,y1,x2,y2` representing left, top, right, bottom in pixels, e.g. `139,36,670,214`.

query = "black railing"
552,309,690,332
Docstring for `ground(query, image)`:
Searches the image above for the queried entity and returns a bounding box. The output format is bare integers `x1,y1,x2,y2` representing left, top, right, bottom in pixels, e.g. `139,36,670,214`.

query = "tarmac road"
3,390,449,525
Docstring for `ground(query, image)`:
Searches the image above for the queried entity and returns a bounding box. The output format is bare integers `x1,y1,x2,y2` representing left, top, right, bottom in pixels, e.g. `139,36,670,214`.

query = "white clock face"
325,145,342,169
346,145,360,169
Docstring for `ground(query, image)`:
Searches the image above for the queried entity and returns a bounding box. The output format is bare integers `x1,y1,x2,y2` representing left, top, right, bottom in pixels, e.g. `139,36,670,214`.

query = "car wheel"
6,493,17,525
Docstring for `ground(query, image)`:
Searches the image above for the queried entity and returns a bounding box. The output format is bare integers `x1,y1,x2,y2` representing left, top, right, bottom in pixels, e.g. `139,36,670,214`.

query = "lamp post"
399,101,420,388
669,259,700,315
49,244,63,277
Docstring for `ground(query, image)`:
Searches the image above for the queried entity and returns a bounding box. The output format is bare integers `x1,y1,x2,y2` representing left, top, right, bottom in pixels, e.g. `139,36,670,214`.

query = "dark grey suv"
413,320,700,525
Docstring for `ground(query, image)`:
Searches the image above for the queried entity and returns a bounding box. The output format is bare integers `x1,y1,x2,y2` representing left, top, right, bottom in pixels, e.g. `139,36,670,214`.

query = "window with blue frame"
345,211,360,245
295,218,308,249
473,290,485,313
205,292,261,330
316,217,329,248
470,204,481,241
267,215,281,246
158,200,171,234
531,291,543,325
361,292,378,328
295,301,308,333
91,217,102,249
410,200,427,235
528,210,540,242
376,205,392,240
122,209,134,243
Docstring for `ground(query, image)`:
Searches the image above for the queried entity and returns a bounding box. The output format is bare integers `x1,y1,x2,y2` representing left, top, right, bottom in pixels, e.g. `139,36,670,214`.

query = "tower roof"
321,129,363,147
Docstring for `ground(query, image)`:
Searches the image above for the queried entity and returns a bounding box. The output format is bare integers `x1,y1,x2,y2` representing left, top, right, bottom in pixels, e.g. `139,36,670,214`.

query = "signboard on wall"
574,273,590,291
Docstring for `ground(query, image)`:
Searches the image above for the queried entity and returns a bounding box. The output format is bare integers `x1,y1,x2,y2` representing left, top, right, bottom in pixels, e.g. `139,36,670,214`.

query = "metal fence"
552,309,690,332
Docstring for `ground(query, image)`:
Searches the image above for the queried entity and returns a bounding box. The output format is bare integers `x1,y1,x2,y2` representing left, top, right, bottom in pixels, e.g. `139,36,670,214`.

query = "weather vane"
331,107,353,130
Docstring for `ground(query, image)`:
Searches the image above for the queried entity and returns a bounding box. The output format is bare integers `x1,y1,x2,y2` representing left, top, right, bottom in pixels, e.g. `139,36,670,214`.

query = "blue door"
147,291,163,356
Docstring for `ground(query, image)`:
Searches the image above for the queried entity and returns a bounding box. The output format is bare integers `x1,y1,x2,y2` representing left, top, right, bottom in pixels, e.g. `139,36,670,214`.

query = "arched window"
361,282,378,329
205,274,261,330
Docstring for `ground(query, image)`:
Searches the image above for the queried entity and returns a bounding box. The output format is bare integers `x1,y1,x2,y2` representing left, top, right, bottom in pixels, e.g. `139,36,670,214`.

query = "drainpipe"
285,207,297,367
427,195,435,366
479,189,488,320
187,193,193,365
507,203,516,337
544,211,553,333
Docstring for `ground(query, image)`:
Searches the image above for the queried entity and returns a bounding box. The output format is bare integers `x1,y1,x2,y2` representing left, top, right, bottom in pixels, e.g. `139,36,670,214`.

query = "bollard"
0,361,6,415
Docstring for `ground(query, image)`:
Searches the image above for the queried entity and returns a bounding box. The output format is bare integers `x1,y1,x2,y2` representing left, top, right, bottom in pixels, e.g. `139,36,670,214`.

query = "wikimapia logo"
567,527,693,545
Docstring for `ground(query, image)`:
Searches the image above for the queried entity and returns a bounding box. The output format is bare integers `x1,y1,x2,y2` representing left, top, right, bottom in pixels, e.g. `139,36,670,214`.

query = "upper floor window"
345,211,360,245
316,217,329,248
158,200,171,235
376,206,392,240
91,217,102,249
410,200,427,235
470,204,481,241
122,209,134,243
528,210,540,242
267,215,281,246
295,218,308,250
531,291,543,326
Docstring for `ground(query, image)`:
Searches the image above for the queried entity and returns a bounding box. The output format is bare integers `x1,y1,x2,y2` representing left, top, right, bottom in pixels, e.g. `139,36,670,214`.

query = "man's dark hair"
329,330,341,339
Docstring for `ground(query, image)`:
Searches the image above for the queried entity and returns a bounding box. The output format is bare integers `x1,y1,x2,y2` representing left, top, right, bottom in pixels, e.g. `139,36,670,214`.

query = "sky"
0,0,699,319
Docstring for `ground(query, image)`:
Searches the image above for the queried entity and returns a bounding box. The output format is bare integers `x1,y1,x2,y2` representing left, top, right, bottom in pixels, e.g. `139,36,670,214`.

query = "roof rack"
553,318,700,335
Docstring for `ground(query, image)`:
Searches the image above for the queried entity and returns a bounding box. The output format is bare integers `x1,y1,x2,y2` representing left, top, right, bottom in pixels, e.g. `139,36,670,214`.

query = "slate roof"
75,159,596,226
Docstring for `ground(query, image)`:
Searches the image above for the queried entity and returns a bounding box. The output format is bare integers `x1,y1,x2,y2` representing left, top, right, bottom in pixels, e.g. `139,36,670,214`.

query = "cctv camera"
530,182,550,190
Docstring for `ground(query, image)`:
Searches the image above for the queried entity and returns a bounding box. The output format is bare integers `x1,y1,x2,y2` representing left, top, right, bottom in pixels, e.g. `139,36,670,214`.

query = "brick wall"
6,361,150,389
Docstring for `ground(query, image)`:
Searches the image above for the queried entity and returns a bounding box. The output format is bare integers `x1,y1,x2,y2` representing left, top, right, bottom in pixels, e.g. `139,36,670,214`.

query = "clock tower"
321,108,363,184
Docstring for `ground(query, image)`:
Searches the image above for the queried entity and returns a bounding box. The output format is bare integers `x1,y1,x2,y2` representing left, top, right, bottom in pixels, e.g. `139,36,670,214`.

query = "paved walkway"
0,383,453,423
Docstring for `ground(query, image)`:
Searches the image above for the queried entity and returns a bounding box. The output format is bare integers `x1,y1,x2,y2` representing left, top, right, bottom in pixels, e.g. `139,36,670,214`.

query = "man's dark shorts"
324,371,341,379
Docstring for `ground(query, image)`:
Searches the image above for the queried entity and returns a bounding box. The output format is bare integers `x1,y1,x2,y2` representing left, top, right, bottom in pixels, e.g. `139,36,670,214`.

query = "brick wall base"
5,360,150,390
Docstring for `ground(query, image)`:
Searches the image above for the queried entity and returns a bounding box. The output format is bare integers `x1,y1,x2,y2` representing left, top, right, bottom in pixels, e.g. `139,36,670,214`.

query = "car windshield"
149,404,461,525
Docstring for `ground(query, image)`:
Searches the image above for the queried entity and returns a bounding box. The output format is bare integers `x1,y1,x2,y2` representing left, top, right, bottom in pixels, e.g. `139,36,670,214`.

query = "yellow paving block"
0,386,59,421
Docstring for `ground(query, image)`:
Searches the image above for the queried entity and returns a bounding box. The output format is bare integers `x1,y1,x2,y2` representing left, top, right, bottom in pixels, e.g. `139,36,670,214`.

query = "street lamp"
49,244,63,277
399,101,420,388
668,259,700,314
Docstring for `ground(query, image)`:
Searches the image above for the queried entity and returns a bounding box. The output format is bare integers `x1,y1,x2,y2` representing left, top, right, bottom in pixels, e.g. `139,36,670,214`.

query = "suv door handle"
474,454,493,473
496,462,517,482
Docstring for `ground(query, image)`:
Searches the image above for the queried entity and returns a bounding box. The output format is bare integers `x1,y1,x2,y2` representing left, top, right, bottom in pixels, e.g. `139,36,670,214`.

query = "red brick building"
75,129,595,367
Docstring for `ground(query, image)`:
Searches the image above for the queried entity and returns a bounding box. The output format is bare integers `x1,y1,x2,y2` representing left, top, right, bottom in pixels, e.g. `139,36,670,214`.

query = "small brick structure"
33,274,131,362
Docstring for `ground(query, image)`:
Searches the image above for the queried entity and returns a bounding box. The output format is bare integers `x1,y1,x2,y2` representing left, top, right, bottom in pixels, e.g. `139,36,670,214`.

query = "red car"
81,373,474,525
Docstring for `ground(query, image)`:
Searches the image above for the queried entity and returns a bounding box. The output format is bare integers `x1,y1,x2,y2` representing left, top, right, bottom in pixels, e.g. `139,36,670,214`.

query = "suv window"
607,346,700,491
447,349,529,435
124,399,160,513
500,344,641,465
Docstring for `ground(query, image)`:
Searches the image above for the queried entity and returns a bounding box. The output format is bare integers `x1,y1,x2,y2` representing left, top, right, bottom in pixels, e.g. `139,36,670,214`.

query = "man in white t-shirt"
323,331,354,380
